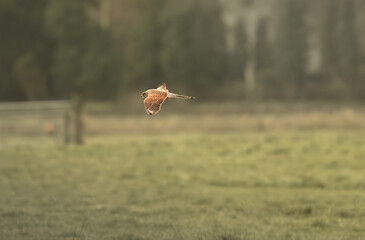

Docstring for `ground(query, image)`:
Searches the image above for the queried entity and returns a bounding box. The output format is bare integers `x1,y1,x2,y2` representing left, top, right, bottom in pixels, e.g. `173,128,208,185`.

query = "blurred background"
2,1,365,239
1,0,365,142
1,0,365,102
2,0,365,143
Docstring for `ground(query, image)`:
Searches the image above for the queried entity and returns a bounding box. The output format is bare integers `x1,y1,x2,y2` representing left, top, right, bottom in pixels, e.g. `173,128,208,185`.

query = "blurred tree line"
0,0,364,101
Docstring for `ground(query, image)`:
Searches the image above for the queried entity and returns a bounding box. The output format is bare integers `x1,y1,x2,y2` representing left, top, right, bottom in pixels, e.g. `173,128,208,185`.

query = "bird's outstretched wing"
144,90,167,115
157,83,167,91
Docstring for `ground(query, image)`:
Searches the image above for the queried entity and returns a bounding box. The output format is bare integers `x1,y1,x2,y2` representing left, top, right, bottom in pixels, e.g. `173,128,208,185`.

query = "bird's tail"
168,92,196,100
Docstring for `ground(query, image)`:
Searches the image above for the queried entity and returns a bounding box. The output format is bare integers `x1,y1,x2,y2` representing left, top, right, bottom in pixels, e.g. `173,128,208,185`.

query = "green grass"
1,131,365,239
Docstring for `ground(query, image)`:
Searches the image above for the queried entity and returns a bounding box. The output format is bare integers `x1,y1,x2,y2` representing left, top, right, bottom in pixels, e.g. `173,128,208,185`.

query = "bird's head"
141,91,148,98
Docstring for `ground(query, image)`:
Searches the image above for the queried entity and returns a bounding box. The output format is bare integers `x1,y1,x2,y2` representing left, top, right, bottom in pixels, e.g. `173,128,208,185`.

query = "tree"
0,0,53,100
255,18,272,73
274,0,308,98
254,17,274,98
122,0,167,89
320,0,364,98
321,0,340,81
45,0,120,99
13,53,48,100
160,0,228,95
123,0,227,96
338,0,362,94
230,20,248,81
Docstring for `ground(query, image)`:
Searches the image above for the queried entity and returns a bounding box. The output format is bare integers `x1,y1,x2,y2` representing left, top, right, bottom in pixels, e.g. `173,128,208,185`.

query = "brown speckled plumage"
141,83,195,115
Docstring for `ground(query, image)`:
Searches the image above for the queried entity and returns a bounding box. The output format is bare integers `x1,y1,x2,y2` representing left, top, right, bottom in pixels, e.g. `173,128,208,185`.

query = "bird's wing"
144,91,167,115
157,83,167,91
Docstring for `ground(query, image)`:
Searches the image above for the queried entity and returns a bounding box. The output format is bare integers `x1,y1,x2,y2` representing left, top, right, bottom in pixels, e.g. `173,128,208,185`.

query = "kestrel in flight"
141,83,195,115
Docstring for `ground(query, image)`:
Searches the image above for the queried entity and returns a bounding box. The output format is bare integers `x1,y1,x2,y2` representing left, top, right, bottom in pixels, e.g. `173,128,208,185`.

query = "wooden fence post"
72,93,84,145
63,112,71,144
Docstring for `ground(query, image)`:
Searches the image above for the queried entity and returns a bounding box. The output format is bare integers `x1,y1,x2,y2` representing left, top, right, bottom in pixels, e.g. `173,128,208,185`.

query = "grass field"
1,128,365,239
